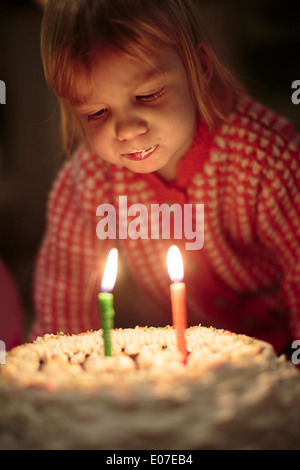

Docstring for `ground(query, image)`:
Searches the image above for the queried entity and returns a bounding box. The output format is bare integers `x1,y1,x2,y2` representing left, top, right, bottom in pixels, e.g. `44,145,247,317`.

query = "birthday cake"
0,325,300,450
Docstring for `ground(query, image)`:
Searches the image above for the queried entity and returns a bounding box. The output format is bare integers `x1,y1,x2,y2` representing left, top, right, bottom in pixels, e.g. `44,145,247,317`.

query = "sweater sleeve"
29,149,112,340
256,130,300,342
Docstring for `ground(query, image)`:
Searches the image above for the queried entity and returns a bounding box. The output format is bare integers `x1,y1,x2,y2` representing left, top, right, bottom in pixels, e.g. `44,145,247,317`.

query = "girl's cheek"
88,125,112,152
86,122,107,143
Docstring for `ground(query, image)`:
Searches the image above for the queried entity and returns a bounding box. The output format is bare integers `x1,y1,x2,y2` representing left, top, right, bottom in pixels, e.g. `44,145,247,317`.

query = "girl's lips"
121,145,158,161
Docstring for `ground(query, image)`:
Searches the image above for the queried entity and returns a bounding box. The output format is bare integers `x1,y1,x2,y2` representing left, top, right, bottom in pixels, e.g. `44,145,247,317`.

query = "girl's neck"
155,164,177,183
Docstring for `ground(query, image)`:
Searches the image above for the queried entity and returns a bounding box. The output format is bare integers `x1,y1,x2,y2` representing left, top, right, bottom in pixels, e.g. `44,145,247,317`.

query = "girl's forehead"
71,45,181,106
95,44,178,77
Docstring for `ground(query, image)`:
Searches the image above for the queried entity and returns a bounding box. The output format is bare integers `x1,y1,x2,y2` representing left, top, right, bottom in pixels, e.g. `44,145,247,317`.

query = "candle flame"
166,245,184,283
101,248,118,292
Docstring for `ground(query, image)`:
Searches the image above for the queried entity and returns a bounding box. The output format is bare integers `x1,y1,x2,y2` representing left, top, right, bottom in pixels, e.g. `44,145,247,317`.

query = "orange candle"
166,245,187,361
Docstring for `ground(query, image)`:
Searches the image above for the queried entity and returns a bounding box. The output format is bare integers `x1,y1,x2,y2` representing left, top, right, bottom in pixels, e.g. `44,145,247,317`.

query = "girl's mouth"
121,145,158,161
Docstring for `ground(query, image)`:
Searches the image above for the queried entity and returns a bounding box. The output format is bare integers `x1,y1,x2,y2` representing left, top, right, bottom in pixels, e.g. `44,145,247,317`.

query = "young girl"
30,0,300,358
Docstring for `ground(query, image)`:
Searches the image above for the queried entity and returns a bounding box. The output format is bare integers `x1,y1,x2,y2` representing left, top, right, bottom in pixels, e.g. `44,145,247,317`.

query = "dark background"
0,0,299,338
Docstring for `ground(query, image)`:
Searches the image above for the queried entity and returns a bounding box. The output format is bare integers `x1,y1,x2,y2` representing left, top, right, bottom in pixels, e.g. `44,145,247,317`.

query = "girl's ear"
197,43,213,84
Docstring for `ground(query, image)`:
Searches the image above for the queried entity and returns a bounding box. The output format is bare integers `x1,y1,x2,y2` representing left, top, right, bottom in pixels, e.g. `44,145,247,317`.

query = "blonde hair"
41,0,243,155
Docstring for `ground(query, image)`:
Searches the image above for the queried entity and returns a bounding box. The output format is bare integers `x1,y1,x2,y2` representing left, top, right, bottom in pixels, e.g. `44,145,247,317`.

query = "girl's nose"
115,115,148,141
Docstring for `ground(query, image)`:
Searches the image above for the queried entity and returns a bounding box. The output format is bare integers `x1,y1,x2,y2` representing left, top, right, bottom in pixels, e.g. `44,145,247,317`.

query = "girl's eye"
137,87,166,103
87,108,108,122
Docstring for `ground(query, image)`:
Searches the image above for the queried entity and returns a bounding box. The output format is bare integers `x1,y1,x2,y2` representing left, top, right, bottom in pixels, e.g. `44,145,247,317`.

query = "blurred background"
0,0,299,341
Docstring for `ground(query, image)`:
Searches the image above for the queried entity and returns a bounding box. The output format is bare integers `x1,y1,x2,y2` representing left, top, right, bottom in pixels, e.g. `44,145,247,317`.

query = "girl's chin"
123,159,164,174
124,165,158,174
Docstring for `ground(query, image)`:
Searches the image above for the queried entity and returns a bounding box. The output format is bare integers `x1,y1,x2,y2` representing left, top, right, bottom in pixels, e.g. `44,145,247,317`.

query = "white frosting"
1,326,300,450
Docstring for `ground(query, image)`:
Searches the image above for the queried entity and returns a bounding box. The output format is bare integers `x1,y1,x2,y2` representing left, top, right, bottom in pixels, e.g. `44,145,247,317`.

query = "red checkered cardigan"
30,95,300,354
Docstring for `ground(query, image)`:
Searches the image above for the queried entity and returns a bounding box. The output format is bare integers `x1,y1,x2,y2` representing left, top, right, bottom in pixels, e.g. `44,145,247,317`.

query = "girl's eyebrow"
71,64,167,110
124,66,165,89
139,67,163,81
71,95,91,108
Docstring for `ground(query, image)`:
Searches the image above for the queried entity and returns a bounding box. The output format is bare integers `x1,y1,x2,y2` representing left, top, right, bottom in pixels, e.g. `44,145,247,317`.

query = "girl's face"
73,45,197,180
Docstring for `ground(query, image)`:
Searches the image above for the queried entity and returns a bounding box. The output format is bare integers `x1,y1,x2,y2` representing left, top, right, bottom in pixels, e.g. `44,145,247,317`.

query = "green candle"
98,292,115,356
99,248,118,357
